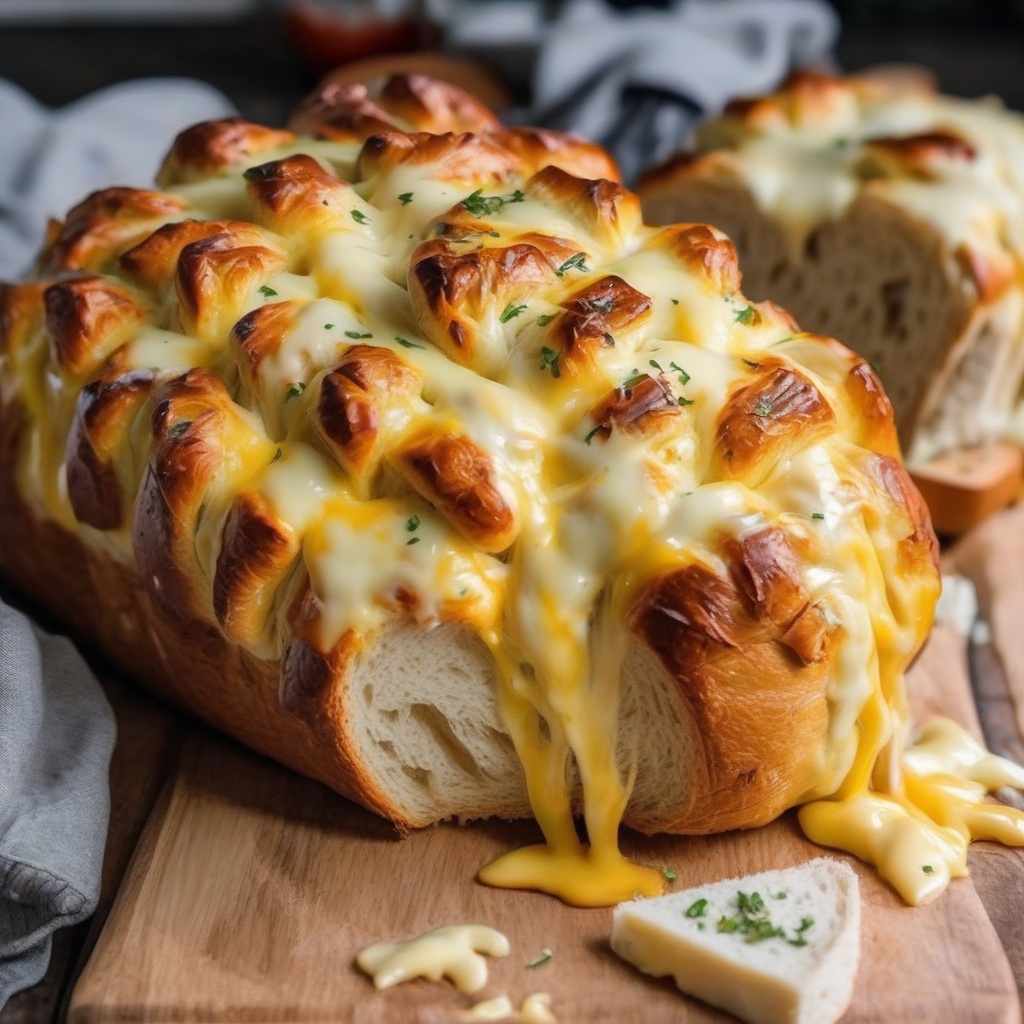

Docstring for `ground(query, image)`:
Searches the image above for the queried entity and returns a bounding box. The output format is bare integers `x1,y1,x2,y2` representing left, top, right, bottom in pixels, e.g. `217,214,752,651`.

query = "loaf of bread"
638,71,1024,465
0,74,947,905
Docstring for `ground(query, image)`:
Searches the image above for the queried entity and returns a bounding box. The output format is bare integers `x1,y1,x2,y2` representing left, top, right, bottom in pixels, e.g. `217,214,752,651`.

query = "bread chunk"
639,71,1024,464
611,858,861,1024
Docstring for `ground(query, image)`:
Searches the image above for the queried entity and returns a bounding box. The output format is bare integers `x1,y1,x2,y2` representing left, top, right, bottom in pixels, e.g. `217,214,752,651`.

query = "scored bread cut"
611,858,861,1024
0,72,946,902
638,71,1024,465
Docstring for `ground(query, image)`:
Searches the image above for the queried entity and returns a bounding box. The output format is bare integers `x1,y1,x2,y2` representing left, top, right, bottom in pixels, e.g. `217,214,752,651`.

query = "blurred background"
0,0,1022,126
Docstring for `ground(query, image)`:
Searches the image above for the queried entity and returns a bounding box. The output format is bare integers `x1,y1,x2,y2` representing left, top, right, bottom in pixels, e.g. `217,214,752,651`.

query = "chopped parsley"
810,512,825,520
536,313,558,327
712,891,815,947
500,302,527,323
398,192,414,205
677,395,695,407
685,899,708,918
526,948,553,969
583,425,602,445
923,864,934,874
556,252,589,276
539,346,561,378
460,187,525,217
669,361,691,386
324,323,334,330
406,536,421,546
258,284,277,298
166,420,192,440
671,298,680,306
285,382,306,401
734,305,757,325
350,209,369,225
345,330,372,339
649,359,663,371
621,370,648,391
663,868,678,882
395,336,425,349
406,514,420,533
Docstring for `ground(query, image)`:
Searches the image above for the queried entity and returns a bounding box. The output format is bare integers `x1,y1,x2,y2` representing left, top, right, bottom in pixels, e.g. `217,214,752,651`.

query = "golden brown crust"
289,73,501,142
41,188,191,275
714,365,836,481
630,546,833,833
391,427,518,553
157,118,298,186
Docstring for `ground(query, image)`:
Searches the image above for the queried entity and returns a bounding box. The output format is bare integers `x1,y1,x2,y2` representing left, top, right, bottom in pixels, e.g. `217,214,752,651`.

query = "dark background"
0,1,1022,128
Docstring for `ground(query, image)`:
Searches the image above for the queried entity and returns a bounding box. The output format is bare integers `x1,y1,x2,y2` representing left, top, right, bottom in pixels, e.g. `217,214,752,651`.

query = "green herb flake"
811,511,825,520
649,359,663,371
669,361,691,386
923,864,934,874
734,305,757,325
345,330,372,339
663,868,678,882
285,382,307,401
395,336,425,349
556,252,588,277
166,420,192,441
583,425,603,446
742,358,761,369
671,298,680,305
398,192,414,205
527,948,553,969
539,346,561,378
621,371,648,391
460,188,525,218
406,536,421,546
536,313,558,327
406,514,420,533
685,898,707,918
775,892,788,900
677,395,695,407
258,284,278,298
500,302,527,324
324,323,334,330
350,209,369,225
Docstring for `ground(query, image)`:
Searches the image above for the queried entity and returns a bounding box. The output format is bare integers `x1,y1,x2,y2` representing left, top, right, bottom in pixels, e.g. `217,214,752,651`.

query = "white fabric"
0,76,235,280
442,0,838,180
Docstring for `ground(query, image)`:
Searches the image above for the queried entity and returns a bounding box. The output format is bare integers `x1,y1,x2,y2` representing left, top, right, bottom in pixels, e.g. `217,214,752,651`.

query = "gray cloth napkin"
0,76,236,280
0,599,116,1008
0,77,234,1009
441,0,838,182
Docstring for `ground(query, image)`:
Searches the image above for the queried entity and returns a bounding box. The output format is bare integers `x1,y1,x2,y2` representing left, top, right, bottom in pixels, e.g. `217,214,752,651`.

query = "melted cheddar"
7,115,1023,912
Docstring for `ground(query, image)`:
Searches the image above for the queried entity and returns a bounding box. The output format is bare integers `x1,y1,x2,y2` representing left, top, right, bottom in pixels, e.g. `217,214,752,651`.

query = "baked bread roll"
638,71,1024,465
0,74,946,905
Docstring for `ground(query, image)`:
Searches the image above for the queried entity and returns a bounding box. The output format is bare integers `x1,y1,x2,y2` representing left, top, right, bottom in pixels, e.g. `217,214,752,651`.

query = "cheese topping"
460,993,558,1023
356,925,510,992
7,114,1022,912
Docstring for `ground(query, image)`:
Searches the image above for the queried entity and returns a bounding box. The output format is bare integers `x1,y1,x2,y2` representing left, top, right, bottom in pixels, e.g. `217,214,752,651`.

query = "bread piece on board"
638,71,1024,467
0,76,939,893
611,858,861,1024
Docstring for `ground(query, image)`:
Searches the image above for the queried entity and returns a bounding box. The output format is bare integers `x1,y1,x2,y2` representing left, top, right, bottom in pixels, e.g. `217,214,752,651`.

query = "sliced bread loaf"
638,72,1024,465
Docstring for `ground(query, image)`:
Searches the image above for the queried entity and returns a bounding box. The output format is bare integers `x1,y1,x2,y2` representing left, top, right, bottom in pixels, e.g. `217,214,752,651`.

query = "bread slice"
611,858,861,1024
638,72,1024,465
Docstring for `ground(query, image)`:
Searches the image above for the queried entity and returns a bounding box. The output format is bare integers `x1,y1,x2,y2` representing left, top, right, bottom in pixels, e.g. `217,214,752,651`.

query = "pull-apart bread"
2,73,1021,907
639,71,1024,465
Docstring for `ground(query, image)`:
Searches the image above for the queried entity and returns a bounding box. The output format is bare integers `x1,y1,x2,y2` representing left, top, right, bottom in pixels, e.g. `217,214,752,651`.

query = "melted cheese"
12,119,1024,915
356,925,510,992
460,993,557,1023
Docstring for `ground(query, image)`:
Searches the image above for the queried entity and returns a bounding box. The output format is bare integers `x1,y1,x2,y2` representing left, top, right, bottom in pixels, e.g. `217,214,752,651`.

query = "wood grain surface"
66,619,1021,1024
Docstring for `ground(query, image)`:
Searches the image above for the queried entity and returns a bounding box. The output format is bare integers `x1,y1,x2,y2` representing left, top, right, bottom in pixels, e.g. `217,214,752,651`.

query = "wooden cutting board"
66,619,1022,1024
